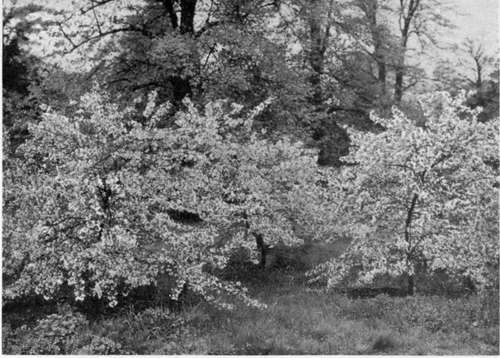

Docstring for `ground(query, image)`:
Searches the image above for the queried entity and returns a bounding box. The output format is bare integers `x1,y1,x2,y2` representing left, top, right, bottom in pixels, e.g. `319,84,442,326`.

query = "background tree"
460,38,499,121
327,0,395,113
2,3,53,151
392,0,452,102
9,0,455,167
432,38,499,122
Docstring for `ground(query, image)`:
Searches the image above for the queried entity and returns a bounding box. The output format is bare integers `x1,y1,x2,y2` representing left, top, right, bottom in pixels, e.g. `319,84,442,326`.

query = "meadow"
3,263,498,355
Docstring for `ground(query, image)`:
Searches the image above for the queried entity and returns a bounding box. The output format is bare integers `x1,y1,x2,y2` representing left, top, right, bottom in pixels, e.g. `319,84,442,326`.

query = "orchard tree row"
2,0,499,308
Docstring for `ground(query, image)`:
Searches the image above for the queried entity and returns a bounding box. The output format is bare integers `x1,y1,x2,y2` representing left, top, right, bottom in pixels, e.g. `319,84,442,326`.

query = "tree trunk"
407,274,415,295
180,0,197,35
405,193,418,295
254,233,267,269
160,0,197,105
162,0,178,30
377,57,387,94
394,51,406,102
366,0,386,94
308,1,325,105
394,0,420,102
307,0,351,167
394,63,405,102
475,58,482,90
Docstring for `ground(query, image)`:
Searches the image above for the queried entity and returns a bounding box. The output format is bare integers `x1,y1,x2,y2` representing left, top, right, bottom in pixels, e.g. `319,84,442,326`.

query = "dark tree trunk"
309,14,324,105
160,0,197,104
407,274,415,295
254,233,267,269
307,0,350,167
394,65,405,102
475,59,482,90
394,42,408,103
162,0,178,29
243,211,268,269
365,0,386,94
404,194,418,246
171,75,192,103
180,0,196,34
405,193,418,295
394,0,419,103
377,59,387,94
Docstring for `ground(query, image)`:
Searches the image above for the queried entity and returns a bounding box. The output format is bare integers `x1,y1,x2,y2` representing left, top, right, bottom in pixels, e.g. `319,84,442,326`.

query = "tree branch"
59,26,144,54
79,0,116,16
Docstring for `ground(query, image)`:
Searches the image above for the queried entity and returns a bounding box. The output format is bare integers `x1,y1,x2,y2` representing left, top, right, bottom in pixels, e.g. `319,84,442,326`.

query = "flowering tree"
3,89,340,308
311,92,499,294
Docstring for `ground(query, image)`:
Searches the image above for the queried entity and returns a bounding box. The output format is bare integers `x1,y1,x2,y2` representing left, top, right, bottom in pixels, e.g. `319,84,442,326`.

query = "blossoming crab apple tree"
311,92,499,295
3,88,341,308
213,128,343,268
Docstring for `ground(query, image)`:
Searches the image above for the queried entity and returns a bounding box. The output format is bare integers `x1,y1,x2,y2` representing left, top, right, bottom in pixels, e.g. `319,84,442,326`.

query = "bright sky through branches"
4,0,499,75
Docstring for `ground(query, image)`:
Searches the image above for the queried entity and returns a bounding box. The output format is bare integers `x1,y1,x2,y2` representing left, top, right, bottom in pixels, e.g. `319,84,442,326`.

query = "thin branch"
201,43,217,72
195,20,221,38
92,6,103,35
79,0,115,16
57,21,77,49
60,26,143,54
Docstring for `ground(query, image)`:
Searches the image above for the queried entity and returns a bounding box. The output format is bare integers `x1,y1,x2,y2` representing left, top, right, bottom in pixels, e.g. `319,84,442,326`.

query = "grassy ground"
4,268,498,355
165,272,499,355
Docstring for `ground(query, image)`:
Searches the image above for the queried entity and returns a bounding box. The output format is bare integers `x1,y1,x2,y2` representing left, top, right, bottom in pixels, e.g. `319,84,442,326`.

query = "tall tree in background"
2,3,55,150
463,38,489,91
54,0,298,124
393,0,418,102
56,0,200,106
56,0,354,165
325,0,396,117
432,38,499,122
393,0,451,102
357,0,389,96
303,0,350,166
461,38,499,122
306,0,332,105
5,0,461,165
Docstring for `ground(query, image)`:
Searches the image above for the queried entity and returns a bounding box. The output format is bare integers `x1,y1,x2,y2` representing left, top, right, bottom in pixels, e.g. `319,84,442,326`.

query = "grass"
180,274,498,355
3,268,499,355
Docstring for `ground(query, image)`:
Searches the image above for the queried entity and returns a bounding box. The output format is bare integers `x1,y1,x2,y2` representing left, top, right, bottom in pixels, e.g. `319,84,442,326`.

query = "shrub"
2,310,88,354
85,307,191,354
76,335,126,355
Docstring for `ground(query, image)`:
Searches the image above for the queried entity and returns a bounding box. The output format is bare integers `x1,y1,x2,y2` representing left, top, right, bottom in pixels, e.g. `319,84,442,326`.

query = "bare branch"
59,26,143,54
92,6,103,35
79,0,116,16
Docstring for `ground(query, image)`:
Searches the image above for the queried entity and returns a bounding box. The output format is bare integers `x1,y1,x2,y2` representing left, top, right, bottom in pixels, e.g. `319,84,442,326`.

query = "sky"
412,0,499,79
450,0,498,49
